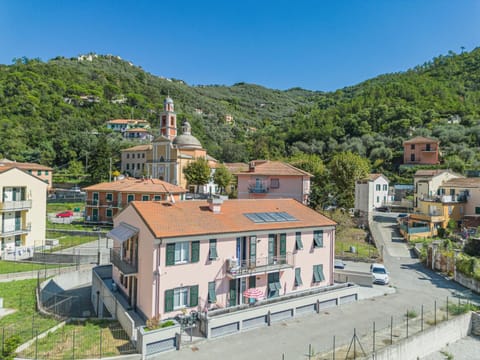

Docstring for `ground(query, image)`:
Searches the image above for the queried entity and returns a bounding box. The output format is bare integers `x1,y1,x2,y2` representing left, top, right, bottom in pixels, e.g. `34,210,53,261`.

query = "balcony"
421,147,437,153
226,253,294,278
85,199,122,208
110,248,138,275
0,223,31,238
420,195,466,203
0,200,32,212
407,226,431,234
248,181,269,194
410,212,444,223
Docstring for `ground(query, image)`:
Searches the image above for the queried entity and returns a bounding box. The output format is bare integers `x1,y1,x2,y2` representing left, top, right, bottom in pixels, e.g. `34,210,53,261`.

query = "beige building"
413,170,462,211
0,159,53,189
0,167,47,259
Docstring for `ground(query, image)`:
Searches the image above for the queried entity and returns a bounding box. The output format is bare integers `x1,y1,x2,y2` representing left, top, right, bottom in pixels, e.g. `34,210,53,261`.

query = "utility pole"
109,158,112,182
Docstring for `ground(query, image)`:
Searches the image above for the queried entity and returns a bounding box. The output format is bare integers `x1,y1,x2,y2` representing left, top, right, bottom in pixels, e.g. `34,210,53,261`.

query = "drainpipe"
156,243,160,318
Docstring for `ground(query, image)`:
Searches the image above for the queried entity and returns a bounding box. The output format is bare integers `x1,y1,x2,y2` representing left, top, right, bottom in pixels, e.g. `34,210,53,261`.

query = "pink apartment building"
236,160,312,205
106,198,336,321
403,136,440,165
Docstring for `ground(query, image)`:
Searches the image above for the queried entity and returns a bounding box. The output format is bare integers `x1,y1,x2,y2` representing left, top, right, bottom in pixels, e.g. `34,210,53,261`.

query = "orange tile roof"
107,119,149,124
224,162,249,173
236,160,313,177
83,177,186,193
414,169,450,177
121,145,152,152
403,136,439,144
0,160,52,171
443,177,480,188
131,198,335,238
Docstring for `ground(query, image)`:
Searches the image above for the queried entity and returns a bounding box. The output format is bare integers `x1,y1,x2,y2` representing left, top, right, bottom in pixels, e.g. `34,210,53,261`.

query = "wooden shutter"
191,241,200,263
279,233,286,257
229,279,237,307
164,289,174,312
166,243,175,266
189,285,199,307
249,236,257,266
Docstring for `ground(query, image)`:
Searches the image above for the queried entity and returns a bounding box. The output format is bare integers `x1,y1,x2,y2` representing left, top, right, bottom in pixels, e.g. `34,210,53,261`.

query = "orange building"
403,136,440,165
83,177,186,224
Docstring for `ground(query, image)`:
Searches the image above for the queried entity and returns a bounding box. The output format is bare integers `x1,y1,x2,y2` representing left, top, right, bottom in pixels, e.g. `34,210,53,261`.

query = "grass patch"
0,261,67,274
47,202,84,213
447,302,478,316
335,236,378,259
45,232,98,251
0,279,59,344
405,309,418,319
46,220,94,231
18,320,135,359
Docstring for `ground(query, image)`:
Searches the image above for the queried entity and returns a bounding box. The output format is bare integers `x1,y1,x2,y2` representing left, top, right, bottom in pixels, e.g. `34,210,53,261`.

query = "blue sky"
1,1,479,91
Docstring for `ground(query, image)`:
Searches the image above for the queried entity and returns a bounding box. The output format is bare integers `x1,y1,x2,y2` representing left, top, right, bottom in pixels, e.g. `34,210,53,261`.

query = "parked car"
375,206,390,213
397,213,408,218
370,263,389,285
56,210,74,218
334,259,346,269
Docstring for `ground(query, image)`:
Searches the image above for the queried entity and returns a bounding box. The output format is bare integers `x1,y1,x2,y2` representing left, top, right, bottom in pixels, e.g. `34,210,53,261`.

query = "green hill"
1,48,480,185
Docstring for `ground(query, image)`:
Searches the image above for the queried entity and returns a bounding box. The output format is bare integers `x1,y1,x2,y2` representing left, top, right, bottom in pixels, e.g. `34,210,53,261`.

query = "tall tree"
328,152,370,208
183,158,211,192
213,164,233,194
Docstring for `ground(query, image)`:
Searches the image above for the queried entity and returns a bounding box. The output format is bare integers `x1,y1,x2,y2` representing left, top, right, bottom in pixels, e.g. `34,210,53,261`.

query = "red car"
56,210,74,218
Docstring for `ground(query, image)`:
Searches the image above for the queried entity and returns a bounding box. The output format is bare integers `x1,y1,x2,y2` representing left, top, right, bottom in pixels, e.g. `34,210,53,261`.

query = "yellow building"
121,97,216,190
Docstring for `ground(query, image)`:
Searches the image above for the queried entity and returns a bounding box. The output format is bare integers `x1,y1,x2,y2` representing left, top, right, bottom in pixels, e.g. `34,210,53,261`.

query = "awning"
107,222,139,243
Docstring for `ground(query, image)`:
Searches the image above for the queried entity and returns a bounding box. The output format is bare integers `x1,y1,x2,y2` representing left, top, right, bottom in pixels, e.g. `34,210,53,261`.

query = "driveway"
157,213,480,360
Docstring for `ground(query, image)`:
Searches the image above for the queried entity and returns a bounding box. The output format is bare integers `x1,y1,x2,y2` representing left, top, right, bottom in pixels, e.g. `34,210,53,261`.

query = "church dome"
165,97,174,104
172,120,203,149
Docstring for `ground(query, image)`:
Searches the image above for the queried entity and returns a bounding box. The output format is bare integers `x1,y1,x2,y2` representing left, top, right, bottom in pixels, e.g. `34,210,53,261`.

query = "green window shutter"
314,230,324,248
249,275,256,289
295,232,303,250
229,279,237,307
279,233,286,257
318,264,325,281
249,236,257,266
268,234,275,263
295,268,303,286
166,243,175,266
191,241,200,263
209,239,218,260
313,265,320,282
208,281,217,303
164,289,174,312
189,285,199,307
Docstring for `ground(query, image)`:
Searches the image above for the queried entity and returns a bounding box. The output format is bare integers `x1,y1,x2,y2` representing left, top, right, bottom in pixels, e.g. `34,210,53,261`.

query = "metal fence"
292,297,477,360
5,320,137,360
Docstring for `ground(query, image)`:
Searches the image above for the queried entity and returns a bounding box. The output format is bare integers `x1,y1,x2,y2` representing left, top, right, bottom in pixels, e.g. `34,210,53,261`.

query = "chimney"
208,197,224,214
249,161,256,172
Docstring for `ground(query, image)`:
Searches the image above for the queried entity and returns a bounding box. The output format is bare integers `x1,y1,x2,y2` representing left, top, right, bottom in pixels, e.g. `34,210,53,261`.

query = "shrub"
160,320,175,328
2,334,21,359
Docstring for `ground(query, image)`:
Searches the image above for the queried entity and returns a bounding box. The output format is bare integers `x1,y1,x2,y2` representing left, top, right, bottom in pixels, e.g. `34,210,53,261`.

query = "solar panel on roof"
244,212,297,223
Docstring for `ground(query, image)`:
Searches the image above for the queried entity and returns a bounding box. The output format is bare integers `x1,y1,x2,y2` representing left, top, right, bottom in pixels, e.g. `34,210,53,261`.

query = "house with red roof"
82,177,186,224
0,159,53,189
99,198,337,323
235,160,312,205
403,136,440,165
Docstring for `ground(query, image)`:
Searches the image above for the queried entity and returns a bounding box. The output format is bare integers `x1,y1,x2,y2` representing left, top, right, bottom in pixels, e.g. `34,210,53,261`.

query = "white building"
0,167,47,259
354,174,390,214
413,170,463,210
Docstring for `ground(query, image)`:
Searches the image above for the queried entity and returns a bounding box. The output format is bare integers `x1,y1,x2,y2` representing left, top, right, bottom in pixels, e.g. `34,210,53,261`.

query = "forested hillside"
1,49,480,207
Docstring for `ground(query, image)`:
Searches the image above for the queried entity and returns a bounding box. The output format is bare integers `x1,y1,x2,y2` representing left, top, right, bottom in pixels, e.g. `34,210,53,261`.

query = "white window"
376,184,381,191
173,287,189,309
175,242,189,263
383,184,387,191
376,196,380,203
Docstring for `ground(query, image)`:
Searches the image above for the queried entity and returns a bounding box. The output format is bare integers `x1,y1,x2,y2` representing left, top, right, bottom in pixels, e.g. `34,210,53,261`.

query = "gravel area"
422,335,480,360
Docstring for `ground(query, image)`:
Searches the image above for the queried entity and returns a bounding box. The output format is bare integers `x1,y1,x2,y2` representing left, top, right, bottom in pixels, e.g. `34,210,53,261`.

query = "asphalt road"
157,213,480,360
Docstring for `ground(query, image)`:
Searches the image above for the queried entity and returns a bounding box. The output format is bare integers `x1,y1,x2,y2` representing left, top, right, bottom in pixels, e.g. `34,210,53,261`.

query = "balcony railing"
226,253,294,277
110,248,138,275
0,223,31,238
407,226,430,234
0,200,32,211
248,181,269,194
421,147,437,152
420,195,466,203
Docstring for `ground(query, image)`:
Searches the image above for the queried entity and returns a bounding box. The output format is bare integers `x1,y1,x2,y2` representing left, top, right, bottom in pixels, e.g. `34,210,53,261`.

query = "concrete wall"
455,272,480,293
367,311,472,360
334,270,373,287
202,284,358,338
